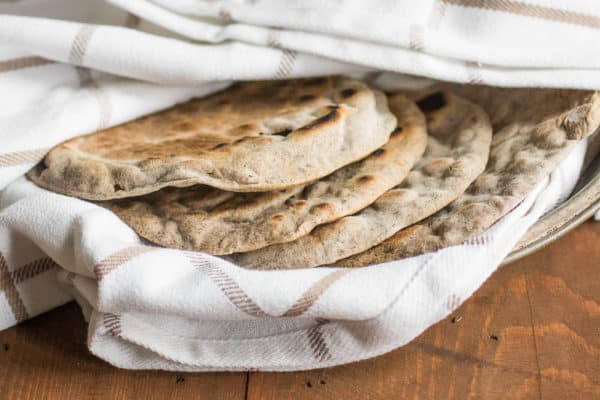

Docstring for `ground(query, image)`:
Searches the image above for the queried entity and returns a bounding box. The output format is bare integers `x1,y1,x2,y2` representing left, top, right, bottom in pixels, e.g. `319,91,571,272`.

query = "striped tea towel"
0,0,597,370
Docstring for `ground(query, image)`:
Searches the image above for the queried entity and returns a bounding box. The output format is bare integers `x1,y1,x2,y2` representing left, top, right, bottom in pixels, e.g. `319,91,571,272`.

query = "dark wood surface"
1,221,598,399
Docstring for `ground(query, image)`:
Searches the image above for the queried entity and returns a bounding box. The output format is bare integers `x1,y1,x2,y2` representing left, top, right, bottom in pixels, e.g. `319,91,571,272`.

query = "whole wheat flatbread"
102,95,427,255
28,77,396,200
230,91,492,269
339,86,600,267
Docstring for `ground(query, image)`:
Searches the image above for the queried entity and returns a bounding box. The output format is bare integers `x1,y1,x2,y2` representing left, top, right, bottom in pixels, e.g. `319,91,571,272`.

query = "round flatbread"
230,91,492,269
340,86,600,267
28,77,396,200
102,95,427,255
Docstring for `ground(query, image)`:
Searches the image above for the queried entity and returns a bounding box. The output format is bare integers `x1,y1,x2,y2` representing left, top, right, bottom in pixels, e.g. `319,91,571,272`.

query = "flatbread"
230,91,492,269
340,86,600,267
28,77,396,200
102,95,427,255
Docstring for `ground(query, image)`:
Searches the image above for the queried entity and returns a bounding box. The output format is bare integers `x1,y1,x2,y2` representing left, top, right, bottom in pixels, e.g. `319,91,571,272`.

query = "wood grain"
0,221,598,399
247,221,600,400
0,304,247,400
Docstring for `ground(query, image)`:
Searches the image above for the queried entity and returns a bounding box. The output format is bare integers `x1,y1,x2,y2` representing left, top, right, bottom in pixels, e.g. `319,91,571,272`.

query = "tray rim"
503,154,600,264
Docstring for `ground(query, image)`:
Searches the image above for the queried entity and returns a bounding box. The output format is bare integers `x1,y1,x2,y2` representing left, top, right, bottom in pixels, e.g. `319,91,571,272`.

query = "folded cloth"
5,0,600,88
0,0,597,370
0,138,588,370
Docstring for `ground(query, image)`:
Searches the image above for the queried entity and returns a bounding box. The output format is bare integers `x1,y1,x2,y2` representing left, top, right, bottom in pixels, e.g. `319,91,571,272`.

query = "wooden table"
0,221,598,399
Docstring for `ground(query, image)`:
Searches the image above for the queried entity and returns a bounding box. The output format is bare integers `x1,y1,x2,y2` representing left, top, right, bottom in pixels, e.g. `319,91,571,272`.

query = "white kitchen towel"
4,0,600,89
0,137,588,370
0,0,598,370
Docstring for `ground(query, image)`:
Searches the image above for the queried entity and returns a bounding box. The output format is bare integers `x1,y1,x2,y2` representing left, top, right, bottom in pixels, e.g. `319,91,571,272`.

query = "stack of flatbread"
28,76,600,269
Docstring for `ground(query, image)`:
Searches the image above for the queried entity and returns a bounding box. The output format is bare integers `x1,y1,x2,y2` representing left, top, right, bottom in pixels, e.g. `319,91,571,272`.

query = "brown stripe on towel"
188,253,353,319
267,32,298,79
0,252,29,323
0,56,56,73
103,313,122,336
445,293,461,311
69,25,97,65
10,257,58,284
0,148,48,168
73,66,113,130
283,269,352,317
276,49,298,78
186,254,269,317
69,25,113,130
94,246,154,280
307,322,332,362
441,0,600,30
